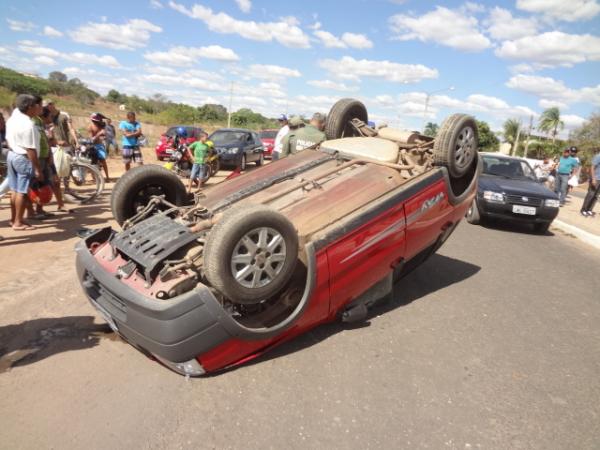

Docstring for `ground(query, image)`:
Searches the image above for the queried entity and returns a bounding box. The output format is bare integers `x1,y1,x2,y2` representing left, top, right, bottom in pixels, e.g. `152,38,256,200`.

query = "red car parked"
155,125,204,161
258,129,278,158
76,99,479,376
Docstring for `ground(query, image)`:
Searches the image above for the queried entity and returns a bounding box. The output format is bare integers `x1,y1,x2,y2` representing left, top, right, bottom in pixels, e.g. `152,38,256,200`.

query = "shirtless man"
88,113,109,180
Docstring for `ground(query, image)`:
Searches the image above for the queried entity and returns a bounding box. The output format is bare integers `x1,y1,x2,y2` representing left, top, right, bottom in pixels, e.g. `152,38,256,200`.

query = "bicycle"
59,143,105,203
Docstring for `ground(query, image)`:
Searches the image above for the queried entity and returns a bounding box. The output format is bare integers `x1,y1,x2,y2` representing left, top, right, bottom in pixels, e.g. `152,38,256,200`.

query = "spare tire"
111,165,188,226
325,98,368,140
203,205,298,305
433,114,478,178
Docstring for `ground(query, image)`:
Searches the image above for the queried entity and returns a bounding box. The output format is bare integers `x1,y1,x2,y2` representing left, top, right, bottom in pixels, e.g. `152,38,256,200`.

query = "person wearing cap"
555,147,579,206
567,146,581,195
280,113,327,158
44,99,78,151
272,114,289,161
581,147,600,217
88,112,110,180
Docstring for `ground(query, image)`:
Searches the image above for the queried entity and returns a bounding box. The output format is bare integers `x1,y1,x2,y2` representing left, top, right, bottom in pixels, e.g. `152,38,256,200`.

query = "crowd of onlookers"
0,93,145,237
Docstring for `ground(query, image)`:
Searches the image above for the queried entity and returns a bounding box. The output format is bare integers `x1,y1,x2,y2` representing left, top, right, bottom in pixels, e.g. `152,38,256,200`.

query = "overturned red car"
76,99,480,376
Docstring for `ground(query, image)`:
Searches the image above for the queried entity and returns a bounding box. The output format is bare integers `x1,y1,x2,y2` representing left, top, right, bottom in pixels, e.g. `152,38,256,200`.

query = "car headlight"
483,190,506,203
544,199,560,208
226,147,239,154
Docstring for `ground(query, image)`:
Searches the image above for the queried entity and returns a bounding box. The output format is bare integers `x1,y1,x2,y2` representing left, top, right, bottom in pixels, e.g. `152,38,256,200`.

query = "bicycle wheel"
64,162,104,203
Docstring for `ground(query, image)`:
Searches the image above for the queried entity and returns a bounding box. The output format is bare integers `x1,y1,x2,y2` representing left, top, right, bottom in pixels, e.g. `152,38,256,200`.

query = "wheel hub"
231,227,287,289
455,126,475,170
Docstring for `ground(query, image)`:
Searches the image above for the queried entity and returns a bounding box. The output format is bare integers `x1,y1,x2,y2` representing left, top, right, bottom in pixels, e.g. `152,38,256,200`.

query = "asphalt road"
1,219,600,449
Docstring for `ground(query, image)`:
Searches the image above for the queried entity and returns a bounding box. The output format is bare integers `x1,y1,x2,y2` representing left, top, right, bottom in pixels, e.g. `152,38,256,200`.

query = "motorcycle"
165,144,193,178
205,143,220,178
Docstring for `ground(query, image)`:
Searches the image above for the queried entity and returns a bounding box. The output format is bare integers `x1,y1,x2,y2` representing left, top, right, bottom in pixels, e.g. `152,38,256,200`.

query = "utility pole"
421,86,454,132
523,115,534,157
511,120,522,156
227,81,233,128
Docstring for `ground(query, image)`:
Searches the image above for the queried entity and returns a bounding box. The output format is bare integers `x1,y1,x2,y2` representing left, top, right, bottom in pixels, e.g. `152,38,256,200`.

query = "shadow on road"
0,316,117,374
478,219,556,237
221,253,481,374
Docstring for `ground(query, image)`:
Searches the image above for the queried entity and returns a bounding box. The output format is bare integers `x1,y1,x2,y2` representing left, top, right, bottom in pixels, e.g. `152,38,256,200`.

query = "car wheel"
240,154,247,171
157,156,164,161
533,222,551,234
465,199,481,225
433,114,478,178
325,98,368,140
111,165,188,226
256,153,264,166
203,205,299,305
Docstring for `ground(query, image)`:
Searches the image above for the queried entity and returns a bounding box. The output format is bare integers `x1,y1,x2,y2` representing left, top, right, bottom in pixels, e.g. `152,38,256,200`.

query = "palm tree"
503,118,522,156
538,107,564,144
423,122,439,137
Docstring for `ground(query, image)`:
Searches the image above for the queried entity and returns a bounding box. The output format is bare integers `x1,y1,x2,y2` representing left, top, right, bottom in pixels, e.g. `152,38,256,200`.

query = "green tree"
423,122,439,137
476,120,499,152
48,71,67,83
538,107,564,144
106,89,123,103
503,118,520,146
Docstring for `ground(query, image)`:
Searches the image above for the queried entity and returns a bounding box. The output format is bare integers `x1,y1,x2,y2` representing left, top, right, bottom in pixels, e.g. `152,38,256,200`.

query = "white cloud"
43,26,63,37
319,56,438,83
18,41,121,68
313,29,373,49
169,1,311,48
516,0,600,22
389,6,491,51
485,7,538,40
506,74,600,107
561,114,587,131
69,19,162,50
150,0,163,8
34,55,57,66
144,45,239,66
496,31,600,68
139,72,223,91
235,0,251,13
246,63,302,80
307,80,359,92
539,99,569,109
6,19,36,32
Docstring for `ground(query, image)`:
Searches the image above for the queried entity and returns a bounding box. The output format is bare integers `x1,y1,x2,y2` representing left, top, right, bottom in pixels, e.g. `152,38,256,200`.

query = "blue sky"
1,0,599,136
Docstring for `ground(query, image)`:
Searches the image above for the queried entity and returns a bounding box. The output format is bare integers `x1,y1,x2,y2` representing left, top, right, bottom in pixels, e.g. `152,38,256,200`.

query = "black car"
467,153,560,233
209,128,264,171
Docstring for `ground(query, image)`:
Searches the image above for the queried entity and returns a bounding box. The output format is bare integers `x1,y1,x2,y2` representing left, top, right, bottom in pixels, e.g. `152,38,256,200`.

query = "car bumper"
218,153,240,165
75,228,234,375
478,198,559,223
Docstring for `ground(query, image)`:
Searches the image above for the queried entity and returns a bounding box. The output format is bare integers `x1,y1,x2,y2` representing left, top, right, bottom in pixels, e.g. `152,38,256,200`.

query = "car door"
251,132,264,160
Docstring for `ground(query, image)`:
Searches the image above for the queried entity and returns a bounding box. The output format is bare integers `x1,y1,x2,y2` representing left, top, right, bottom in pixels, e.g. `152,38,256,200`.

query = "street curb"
552,219,600,250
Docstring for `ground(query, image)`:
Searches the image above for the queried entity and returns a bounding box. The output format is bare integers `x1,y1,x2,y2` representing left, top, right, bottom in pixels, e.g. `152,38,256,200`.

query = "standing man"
119,111,143,171
6,94,42,231
186,132,209,192
554,148,579,206
88,113,110,180
581,147,600,217
45,99,78,152
272,114,289,161
104,118,118,155
280,113,327,158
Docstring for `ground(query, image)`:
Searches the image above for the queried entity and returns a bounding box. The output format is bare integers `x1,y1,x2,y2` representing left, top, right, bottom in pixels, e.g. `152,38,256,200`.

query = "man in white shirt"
272,114,289,161
6,94,42,230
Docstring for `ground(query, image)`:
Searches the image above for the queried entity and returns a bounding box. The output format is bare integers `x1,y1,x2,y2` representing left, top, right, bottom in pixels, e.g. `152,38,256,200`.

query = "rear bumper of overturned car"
75,229,232,374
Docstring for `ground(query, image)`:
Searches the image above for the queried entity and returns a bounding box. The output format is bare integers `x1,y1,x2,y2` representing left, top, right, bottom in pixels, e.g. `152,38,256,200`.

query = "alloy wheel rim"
230,227,287,289
455,126,475,171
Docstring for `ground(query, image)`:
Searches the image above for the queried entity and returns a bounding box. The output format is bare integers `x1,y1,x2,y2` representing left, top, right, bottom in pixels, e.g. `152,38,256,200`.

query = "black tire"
256,152,264,166
240,154,247,171
111,164,187,226
325,98,368,140
534,222,551,234
465,199,481,225
433,114,478,178
157,156,164,161
209,159,220,177
203,205,299,304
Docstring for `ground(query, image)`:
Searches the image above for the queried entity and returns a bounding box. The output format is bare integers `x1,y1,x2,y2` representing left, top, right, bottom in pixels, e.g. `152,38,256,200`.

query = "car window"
165,127,178,137
210,131,246,145
259,130,277,139
482,156,537,180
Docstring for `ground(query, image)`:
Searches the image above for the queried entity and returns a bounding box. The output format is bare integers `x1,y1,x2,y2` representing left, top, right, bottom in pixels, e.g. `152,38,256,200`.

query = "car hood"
214,141,243,150
479,174,558,199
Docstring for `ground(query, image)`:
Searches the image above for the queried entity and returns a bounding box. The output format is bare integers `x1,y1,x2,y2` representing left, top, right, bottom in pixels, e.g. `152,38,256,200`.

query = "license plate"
165,150,174,154
512,205,536,215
